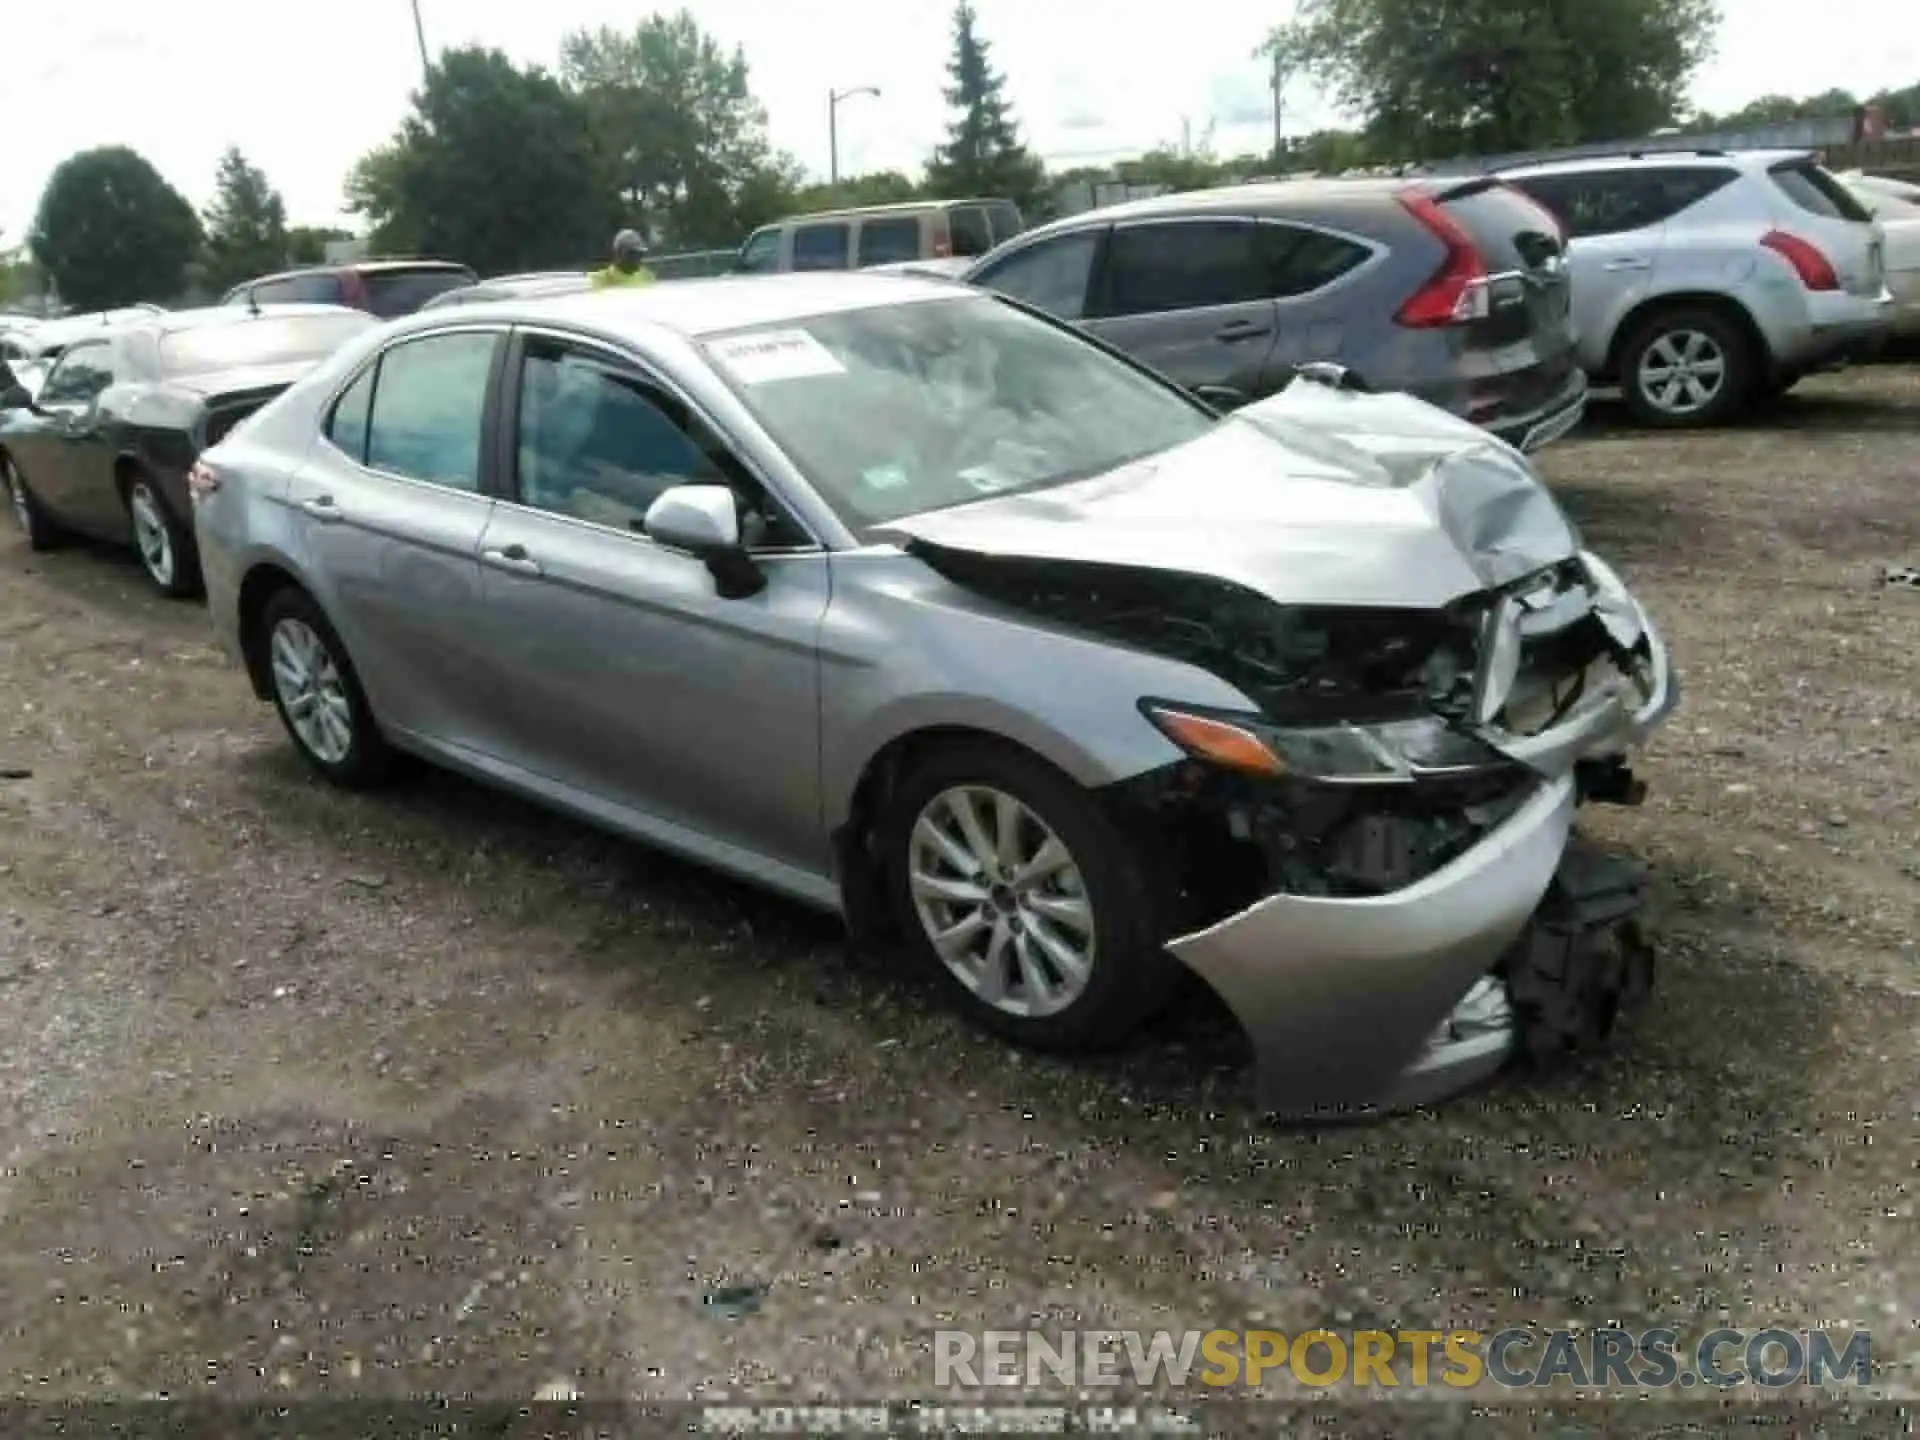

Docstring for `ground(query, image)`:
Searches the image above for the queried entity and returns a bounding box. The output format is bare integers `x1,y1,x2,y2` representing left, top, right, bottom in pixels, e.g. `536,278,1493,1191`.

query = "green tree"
562,13,794,249
29,147,202,309
202,147,289,291
346,47,616,274
285,225,354,266
1279,0,1720,162
924,1,1046,210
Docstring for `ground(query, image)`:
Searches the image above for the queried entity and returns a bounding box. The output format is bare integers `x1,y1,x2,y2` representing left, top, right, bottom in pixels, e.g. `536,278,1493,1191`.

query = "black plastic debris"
701,1282,766,1320
1876,564,1919,591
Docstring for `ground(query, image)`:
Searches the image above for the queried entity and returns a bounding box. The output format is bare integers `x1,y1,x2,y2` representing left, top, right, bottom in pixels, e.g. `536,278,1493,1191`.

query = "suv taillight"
1760,230,1840,291
1395,189,1492,327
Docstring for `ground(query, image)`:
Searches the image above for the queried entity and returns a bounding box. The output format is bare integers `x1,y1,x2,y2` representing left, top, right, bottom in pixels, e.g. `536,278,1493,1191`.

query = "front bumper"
1166,569,1678,1116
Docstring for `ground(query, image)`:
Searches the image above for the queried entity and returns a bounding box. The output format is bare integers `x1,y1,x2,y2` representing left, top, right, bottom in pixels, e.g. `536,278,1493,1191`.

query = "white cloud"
2,0,1915,247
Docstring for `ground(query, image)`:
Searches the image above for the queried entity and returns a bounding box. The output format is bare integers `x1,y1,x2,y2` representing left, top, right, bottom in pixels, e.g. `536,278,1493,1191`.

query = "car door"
472,328,831,880
286,326,511,755
1510,172,1669,372
1081,218,1284,406
23,339,124,537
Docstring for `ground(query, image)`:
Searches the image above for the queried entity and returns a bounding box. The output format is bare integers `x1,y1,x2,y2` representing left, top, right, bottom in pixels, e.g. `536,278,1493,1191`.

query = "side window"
948,206,993,258
791,224,850,271
738,228,781,273
515,341,725,530
1511,172,1727,239
1265,224,1372,297
972,231,1102,320
326,363,377,462
37,342,114,406
363,331,498,490
985,202,1026,244
1101,221,1273,316
857,217,923,267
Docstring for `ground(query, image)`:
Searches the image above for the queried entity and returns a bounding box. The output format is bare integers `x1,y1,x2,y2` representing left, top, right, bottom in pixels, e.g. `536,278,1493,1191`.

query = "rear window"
159,314,375,377
792,224,850,271
1769,162,1873,223
253,274,344,305
857,217,923,267
360,268,480,319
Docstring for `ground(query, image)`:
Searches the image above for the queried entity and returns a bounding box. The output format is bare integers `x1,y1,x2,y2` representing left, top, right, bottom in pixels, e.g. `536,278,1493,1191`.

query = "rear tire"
259,587,392,788
125,473,202,598
4,453,61,552
1619,307,1755,428
878,739,1178,1051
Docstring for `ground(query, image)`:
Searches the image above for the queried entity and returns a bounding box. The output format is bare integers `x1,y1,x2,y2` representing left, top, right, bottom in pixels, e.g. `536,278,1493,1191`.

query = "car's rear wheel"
261,587,391,787
879,739,1176,1050
4,454,60,551
125,474,202,598
1619,308,1754,427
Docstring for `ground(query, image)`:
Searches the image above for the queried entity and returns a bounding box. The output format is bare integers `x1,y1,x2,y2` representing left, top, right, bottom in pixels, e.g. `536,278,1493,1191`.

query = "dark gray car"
964,178,1588,452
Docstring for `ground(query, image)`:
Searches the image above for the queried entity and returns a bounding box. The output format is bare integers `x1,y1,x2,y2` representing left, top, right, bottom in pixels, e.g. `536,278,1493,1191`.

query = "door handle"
1214,318,1273,341
1603,258,1652,272
300,496,344,523
482,544,542,577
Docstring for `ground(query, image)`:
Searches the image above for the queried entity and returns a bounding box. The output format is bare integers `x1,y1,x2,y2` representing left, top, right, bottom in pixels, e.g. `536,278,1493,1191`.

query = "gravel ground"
0,367,1915,1408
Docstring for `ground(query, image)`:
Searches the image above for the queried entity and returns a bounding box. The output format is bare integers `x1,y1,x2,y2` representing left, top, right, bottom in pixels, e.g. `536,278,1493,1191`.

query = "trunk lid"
1430,177,1578,356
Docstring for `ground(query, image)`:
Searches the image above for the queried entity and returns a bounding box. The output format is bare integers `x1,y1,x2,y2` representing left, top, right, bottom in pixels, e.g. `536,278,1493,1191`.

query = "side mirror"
642,484,766,599
0,384,31,412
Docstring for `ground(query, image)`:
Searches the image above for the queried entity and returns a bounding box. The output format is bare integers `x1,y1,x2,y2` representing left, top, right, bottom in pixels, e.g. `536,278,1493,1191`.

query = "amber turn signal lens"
1146,707,1286,777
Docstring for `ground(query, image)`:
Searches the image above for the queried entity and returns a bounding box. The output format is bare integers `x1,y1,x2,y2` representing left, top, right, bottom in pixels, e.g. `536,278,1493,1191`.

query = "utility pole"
1270,46,1287,168
409,0,431,78
829,86,881,187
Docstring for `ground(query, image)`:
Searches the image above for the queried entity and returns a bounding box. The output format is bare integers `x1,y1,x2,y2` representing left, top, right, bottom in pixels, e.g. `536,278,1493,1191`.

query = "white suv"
1500,149,1893,426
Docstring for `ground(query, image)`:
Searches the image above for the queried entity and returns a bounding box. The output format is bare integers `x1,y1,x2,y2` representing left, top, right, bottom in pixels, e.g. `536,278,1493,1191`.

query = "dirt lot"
0,367,1916,1408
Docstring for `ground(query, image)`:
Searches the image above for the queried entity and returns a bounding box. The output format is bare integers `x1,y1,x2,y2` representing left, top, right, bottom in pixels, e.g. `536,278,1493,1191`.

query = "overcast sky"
3,0,1916,244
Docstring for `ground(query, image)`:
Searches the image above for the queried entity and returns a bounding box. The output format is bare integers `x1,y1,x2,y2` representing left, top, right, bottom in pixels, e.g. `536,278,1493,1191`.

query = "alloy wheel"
1637,329,1727,417
907,784,1097,1018
5,460,32,540
128,482,174,588
270,617,355,765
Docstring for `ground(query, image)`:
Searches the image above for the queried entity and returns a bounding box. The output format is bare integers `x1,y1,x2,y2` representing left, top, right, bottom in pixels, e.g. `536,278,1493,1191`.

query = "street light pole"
828,86,881,187
410,0,431,78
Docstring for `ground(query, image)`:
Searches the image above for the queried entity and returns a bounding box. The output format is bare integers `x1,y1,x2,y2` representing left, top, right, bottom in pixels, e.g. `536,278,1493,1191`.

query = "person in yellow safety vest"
590,229,657,288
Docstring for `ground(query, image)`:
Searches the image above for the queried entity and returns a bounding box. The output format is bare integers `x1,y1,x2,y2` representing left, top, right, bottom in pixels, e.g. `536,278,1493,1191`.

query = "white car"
1836,170,1920,338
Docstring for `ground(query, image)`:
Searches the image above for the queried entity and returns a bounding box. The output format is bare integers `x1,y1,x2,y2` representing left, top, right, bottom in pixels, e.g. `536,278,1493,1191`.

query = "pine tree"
202,147,289,291
924,1,1045,210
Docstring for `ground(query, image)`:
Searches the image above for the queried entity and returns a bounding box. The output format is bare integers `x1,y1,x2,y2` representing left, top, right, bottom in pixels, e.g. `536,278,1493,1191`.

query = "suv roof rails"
1481,145,1732,175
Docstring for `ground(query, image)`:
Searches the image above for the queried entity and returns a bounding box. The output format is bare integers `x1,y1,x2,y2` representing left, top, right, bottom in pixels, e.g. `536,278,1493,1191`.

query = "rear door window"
792,224,851,271
947,206,994,258
1769,162,1873,222
36,340,115,406
327,364,377,462
985,202,1025,244
1513,169,1734,238
1265,225,1372,296
971,231,1103,319
363,331,499,490
1100,221,1277,316
361,268,478,318
856,217,924,267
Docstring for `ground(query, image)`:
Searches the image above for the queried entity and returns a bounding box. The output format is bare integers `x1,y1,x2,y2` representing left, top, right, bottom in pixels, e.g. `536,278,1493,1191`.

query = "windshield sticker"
708,329,845,384
861,463,912,492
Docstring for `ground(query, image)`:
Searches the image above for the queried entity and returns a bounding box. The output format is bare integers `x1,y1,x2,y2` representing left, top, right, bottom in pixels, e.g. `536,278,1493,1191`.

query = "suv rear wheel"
1619,307,1754,427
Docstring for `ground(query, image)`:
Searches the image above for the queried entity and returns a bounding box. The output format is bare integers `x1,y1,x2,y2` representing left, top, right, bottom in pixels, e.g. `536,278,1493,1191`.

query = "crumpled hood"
876,382,1582,609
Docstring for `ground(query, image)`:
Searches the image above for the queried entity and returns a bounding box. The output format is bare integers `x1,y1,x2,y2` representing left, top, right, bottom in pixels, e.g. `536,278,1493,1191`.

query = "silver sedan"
188,274,1677,1115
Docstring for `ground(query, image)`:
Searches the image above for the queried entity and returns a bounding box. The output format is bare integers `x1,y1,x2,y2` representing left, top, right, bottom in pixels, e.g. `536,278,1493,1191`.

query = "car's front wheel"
125,474,202,597
260,587,391,787
880,739,1176,1050
4,454,60,551
1619,307,1755,427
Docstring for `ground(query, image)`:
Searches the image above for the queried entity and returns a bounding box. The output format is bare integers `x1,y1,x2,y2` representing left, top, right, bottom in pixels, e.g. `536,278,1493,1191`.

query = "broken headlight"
1141,700,1516,785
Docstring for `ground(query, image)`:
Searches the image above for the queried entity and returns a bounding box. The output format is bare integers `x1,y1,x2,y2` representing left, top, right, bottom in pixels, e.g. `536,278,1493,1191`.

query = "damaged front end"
906,534,1676,1116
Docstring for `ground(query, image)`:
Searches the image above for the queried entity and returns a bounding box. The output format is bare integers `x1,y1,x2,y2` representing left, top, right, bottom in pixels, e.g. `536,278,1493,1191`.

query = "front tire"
1619,307,1755,427
4,453,61,552
125,473,202,598
260,588,392,787
879,739,1177,1051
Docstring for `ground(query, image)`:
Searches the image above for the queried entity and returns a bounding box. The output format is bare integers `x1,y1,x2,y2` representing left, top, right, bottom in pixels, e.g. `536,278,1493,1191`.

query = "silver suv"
1500,149,1893,426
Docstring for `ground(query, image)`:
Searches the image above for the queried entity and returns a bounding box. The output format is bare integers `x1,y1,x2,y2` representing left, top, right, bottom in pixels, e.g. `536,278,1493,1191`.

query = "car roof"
141,303,367,336
763,197,1015,226
241,259,472,285
474,272,968,338
1497,148,1815,180
1003,178,1410,248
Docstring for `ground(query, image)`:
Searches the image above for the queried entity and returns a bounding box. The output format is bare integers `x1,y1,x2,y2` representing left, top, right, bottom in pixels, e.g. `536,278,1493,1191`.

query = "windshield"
158,314,374,378
700,294,1214,531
